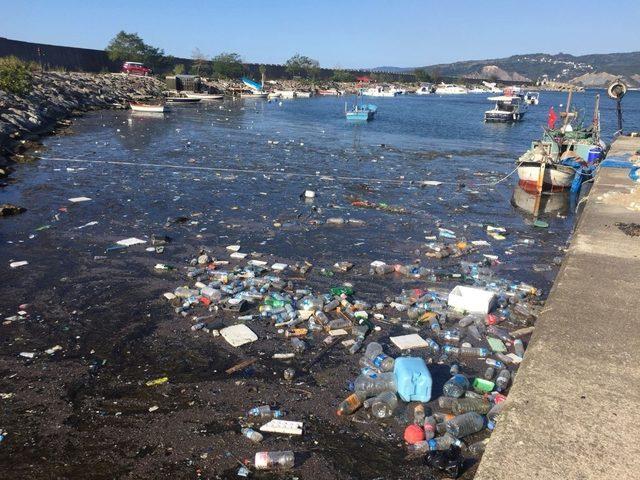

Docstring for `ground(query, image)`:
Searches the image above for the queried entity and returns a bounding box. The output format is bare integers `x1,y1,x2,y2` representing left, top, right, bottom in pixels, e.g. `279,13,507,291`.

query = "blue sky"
1,0,638,68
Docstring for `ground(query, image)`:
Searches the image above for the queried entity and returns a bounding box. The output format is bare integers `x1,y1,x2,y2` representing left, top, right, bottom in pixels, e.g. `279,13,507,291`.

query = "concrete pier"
475,136,640,479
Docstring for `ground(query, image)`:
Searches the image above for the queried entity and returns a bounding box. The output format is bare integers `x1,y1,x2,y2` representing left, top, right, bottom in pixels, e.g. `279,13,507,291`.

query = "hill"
379,51,640,86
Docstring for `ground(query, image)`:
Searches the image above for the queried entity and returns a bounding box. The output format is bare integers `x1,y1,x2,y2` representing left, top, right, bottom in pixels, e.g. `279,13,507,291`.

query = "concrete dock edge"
474,136,640,479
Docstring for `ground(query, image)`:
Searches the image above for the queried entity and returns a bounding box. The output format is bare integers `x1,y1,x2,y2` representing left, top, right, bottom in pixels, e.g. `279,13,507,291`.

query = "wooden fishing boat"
345,101,377,121
130,102,166,113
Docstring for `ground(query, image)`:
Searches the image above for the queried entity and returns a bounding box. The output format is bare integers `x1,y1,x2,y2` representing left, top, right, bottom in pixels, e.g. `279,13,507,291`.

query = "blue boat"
345,102,377,121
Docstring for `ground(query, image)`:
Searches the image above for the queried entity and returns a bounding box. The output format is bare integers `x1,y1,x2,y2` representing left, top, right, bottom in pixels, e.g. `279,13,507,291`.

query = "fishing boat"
183,92,224,100
484,95,527,122
317,88,341,96
516,93,605,193
345,92,377,121
435,83,468,95
130,102,166,113
240,91,268,98
524,92,540,105
166,97,201,103
295,91,314,98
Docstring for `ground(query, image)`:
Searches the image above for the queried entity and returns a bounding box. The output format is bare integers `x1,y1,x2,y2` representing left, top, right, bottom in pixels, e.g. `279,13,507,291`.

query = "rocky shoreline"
0,72,164,176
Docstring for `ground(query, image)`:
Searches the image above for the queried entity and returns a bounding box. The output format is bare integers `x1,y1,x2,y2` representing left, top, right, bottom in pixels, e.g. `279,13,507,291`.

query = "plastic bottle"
449,363,460,375
425,338,441,356
337,391,365,416
442,374,470,398
248,405,284,418
429,316,442,333
467,438,489,456
291,337,306,352
409,434,463,452
485,358,503,369
413,403,426,425
364,342,395,372
487,401,505,423
484,366,495,380
438,396,456,411
446,412,486,438
354,372,396,397
443,345,489,357
254,451,295,470
370,391,398,418
439,329,461,343
513,339,525,358
451,398,491,415
495,369,511,392
424,415,437,440
241,427,264,443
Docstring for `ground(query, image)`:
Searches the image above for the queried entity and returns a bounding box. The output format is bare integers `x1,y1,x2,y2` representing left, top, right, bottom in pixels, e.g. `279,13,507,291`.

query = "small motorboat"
524,92,540,105
317,89,340,96
295,91,313,98
183,92,224,100
345,100,377,121
275,90,296,99
166,96,201,103
240,91,268,98
435,83,468,95
130,102,166,113
484,96,527,122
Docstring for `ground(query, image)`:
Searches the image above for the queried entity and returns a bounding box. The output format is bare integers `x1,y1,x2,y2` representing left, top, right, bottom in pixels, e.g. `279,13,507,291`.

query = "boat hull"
130,103,166,113
166,97,201,103
485,111,525,122
517,163,575,192
240,92,268,98
184,93,224,100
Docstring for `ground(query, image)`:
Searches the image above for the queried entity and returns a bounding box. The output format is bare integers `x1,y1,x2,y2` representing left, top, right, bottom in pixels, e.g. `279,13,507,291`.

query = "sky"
1,0,639,68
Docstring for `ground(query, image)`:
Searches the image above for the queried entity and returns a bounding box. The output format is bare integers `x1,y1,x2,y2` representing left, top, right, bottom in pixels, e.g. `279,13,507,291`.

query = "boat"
388,86,407,95
275,90,296,99
240,91,268,98
524,92,540,105
130,102,166,113
183,92,224,100
484,95,527,122
317,89,340,96
295,91,313,98
435,83,468,95
516,93,605,193
468,86,488,94
166,97,201,103
482,81,502,93
415,84,434,95
345,93,377,121
361,86,399,97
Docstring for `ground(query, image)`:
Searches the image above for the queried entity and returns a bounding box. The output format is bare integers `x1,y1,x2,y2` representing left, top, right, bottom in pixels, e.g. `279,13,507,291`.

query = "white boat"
240,91,268,98
295,91,313,98
415,84,433,95
275,90,296,99
130,102,166,113
484,96,527,122
482,81,502,93
388,86,407,95
468,86,488,94
361,86,399,97
435,83,468,95
184,92,224,100
524,92,540,105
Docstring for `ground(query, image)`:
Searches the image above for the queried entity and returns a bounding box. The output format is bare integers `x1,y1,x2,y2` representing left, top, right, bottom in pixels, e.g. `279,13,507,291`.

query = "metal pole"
616,99,623,133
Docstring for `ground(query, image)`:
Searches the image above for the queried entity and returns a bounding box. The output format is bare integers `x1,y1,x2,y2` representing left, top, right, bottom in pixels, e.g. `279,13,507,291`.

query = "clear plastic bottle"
439,329,461,343
442,374,470,398
443,345,489,357
487,401,505,422
484,366,495,380
446,412,486,438
495,369,511,392
248,405,284,418
364,342,395,372
241,427,264,443
451,398,491,415
354,372,396,397
425,338,440,356
254,451,295,470
438,396,456,411
424,415,437,440
513,339,525,358
337,391,365,416
413,403,426,425
467,438,489,456
370,391,398,418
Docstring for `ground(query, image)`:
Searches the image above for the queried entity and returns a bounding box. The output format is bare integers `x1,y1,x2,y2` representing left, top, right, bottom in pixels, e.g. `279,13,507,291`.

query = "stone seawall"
0,72,164,174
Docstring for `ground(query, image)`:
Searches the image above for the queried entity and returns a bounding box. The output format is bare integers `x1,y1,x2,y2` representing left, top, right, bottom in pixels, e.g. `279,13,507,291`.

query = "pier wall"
474,136,640,479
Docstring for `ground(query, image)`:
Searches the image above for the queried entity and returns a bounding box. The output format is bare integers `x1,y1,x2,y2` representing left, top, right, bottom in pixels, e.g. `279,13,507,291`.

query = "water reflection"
510,184,572,217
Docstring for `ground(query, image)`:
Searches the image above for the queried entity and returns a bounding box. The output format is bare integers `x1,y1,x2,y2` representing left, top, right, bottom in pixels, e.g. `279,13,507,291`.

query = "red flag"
548,106,557,129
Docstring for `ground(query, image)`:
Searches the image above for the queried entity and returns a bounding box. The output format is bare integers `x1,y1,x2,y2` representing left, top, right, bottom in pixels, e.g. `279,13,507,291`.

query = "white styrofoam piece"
271,263,288,271
116,237,146,247
448,285,496,314
220,324,258,347
68,196,92,202
390,333,429,350
259,419,303,435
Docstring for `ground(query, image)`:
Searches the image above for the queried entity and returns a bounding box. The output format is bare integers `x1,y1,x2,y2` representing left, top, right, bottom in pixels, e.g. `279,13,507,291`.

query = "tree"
285,54,319,78
0,56,32,96
173,64,185,75
211,52,244,79
106,31,164,69
258,64,267,83
192,48,209,76
430,67,442,83
331,70,355,82
414,68,432,83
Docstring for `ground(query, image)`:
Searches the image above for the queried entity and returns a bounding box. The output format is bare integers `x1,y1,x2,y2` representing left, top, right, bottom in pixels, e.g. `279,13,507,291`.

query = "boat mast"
562,89,573,129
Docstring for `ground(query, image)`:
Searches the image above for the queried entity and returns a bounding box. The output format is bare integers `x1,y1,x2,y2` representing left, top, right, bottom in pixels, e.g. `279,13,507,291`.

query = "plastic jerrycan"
394,357,432,402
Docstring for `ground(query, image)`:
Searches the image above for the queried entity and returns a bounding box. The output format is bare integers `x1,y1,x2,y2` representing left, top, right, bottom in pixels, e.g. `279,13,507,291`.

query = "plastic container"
442,374,470,398
448,286,496,314
587,147,602,164
394,357,432,402
241,427,264,443
364,342,395,372
370,391,398,418
446,412,486,438
354,372,396,397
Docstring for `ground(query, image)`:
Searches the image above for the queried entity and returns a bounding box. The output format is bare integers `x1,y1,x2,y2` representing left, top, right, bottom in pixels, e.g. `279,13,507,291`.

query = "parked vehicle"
121,61,152,76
